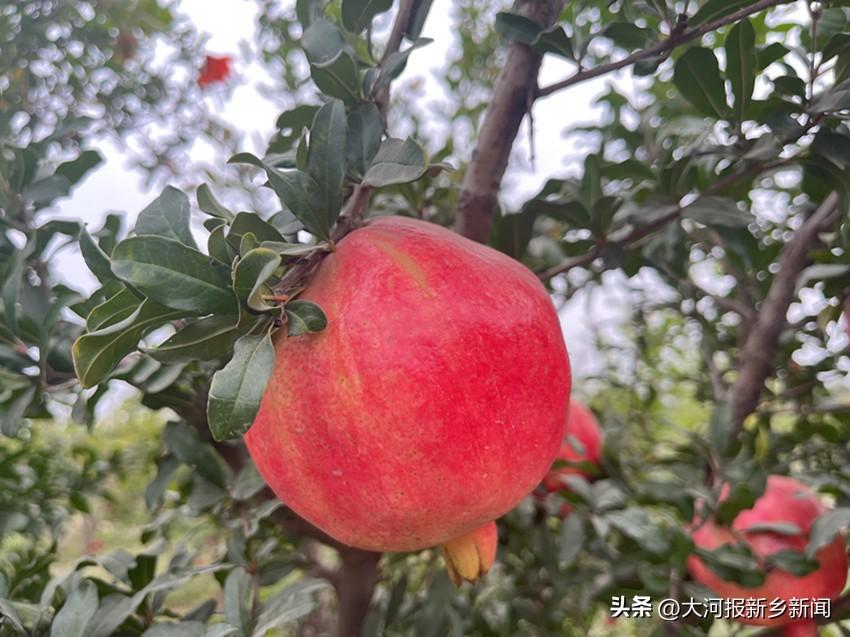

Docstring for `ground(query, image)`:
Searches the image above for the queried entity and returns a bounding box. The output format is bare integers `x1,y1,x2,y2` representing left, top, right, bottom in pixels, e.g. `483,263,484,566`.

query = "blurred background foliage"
4,0,850,636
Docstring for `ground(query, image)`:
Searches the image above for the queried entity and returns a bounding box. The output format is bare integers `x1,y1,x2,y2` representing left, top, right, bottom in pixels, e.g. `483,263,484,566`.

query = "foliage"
3,0,850,635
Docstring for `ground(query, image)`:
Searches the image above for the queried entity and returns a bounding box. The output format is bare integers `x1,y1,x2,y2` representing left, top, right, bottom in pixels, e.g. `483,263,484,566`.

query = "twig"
454,0,566,243
727,191,841,431
536,0,792,99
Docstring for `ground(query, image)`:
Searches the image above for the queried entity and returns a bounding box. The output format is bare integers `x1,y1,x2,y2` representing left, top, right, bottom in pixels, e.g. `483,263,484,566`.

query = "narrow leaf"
362,138,427,187
111,236,237,314
207,333,276,440
285,300,328,336
135,186,197,249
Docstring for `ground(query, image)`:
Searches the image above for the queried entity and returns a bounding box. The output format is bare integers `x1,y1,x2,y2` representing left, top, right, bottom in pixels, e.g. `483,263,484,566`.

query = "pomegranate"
542,400,602,492
245,216,570,578
688,475,847,634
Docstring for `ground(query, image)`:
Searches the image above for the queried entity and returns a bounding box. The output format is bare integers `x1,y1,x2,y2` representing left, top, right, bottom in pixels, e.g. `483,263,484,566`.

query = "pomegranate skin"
688,476,848,629
245,216,571,551
542,401,602,491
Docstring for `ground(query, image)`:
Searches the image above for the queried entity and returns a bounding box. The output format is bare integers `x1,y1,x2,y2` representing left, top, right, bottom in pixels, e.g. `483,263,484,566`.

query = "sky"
54,0,655,384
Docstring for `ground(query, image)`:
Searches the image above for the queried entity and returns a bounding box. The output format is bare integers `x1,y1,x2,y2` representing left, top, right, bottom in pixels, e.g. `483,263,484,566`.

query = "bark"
454,0,565,243
728,192,841,429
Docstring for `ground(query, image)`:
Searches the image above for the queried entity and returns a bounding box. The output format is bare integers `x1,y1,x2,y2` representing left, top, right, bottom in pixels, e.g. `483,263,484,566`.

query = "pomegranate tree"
688,475,848,634
245,216,571,581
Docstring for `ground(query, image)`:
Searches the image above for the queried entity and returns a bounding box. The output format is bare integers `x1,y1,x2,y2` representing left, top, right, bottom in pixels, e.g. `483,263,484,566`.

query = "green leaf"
55,150,103,186
558,514,585,567
490,210,536,260
207,333,276,440
144,455,181,510
111,236,236,314
267,169,329,240
271,105,320,153
231,462,267,501
208,225,232,264
806,508,850,559
73,299,189,387
362,137,427,187
296,0,324,29
146,315,242,363
285,300,328,336
50,580,98,637
135,186,197,249
766,550,820,577
341,0,392,33
253,579,329,635
695,543,765,587
0,385,36,437
307,100,347,232
23,175,71,207
405,0,433,39
811,78,850,113
716,479,763,525
86,288,142,331
197,184,234,221
604,23,653,50
227,212,285,247
691,0,764,26
311,52,361,102
79,226,117,284
233,248,282,312
757,42,790,70
725,19,756,122
260,239,326,257
673,47,729,119
302,19,346,65
228,156,330,241
224,568,252,633
345,105,383,180
1,237,35,335
533,26,574,60
375,39,432,90
683,196,752,228
494,12,542,44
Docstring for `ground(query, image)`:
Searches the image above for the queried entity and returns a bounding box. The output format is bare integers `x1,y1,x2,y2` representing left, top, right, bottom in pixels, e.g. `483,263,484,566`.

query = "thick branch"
536,0,792,98
454,0,566,243
728,191,841,428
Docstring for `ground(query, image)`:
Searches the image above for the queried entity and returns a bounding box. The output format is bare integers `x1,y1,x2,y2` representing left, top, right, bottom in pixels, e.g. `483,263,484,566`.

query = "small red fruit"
688,476,848,633
198,54,232,87
245,216,571,574
542,400,602,492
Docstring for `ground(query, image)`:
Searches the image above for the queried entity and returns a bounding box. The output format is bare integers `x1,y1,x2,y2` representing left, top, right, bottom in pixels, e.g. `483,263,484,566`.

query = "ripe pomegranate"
198,54,232,87
542,400,602,492
245,216,570,579
688,475,848,634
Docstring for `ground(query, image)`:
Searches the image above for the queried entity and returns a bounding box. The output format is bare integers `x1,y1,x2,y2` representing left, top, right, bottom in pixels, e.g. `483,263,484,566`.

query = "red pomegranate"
198,54,232,87
542,400,602,492
245,216,570,579
688,476,848,634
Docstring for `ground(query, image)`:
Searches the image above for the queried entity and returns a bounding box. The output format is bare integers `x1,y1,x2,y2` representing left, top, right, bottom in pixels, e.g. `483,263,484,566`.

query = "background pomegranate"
688,475,848,633
245,216,571,567
542,400,603,492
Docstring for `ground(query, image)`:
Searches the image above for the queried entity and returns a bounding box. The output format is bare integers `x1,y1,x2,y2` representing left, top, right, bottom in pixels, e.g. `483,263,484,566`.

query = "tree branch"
536,0,792,99
728,191,841,429
454,0,566,243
